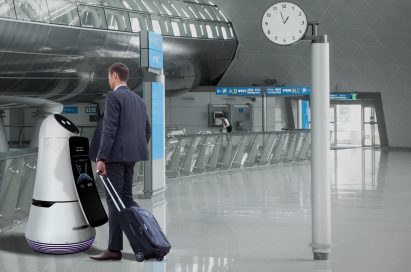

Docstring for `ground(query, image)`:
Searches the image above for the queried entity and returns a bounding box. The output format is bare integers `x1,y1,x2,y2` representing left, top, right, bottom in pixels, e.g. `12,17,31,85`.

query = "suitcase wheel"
157,257,164,261
135,251,145,262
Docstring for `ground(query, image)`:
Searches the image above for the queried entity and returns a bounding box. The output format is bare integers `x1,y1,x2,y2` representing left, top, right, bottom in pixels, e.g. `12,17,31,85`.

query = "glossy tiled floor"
1,149,410,272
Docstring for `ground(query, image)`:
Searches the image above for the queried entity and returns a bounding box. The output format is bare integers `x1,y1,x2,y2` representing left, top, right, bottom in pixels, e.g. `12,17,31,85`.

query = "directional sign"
216,87,262,96
141,31,163,71
330,93,358,100
148,49,163,70
266,86,311,96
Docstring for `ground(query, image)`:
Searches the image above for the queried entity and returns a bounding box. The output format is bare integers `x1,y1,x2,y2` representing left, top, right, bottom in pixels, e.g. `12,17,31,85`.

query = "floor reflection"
2,148,411,272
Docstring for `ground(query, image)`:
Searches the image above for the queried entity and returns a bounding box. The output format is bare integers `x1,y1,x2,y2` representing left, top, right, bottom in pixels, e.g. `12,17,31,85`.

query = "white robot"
25,114,95,254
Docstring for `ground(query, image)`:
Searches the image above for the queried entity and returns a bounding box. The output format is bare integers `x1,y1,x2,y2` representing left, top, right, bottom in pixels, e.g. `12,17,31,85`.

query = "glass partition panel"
210,22,221,38
228,25,234,38
171,19,181,36
169,2,181,16
76,0,101,5
173,1,190,18
48,0,80,26
122,0,144,11
152,0,166,15
197,21,206,37
191,5,206,20
78,5,107,29
129,12,151,32
185,3,201,19
220,24,228,39
0,0,17,19
181,20,191,37
151,17,162,34
129,12,141,32
189,22,198,38
203,6,217,21
105,8,131,31
100,0,127,9
216,8,229,22
151,15,172,35
209,6,224,21
158,0,174,16
140,0,157,13
15,0,50,22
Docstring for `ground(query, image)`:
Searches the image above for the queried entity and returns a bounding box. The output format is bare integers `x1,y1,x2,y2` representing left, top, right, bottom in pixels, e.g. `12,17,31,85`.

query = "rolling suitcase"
98,173,171,262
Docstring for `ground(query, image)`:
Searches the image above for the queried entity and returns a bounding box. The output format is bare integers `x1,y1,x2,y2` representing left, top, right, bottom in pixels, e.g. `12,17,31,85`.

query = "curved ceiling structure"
0,0,238,102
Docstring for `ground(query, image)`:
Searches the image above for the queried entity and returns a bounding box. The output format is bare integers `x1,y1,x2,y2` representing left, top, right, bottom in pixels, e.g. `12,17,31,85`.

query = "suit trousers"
104,161,139,251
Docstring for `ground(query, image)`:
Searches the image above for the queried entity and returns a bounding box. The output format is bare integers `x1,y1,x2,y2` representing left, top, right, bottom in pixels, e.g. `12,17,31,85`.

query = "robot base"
26,237,94,254
25,201,95,254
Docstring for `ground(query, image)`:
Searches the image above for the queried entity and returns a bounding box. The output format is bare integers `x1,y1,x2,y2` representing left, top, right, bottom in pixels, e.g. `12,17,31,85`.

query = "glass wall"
0,0,235,40
0,0,17,19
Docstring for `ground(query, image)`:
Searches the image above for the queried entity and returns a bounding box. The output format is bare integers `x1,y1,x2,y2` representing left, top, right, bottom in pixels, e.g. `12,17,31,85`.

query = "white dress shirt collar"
113,84,127,91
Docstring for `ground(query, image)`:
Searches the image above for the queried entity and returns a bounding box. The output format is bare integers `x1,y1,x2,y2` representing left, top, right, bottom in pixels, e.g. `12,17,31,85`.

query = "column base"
313,252,329,260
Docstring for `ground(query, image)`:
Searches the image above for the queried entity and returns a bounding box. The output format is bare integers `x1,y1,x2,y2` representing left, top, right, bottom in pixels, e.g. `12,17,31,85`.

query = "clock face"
262,2,308,46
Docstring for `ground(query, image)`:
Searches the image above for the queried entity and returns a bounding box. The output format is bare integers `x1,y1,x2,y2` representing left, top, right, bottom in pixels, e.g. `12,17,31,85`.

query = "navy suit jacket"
90,86,151,163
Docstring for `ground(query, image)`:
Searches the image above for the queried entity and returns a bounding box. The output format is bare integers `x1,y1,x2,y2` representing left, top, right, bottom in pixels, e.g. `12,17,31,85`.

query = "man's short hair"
109,63,129,81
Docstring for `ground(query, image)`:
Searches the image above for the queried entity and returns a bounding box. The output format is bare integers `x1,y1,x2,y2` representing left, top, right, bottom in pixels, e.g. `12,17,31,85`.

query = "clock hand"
280,12,285,24
284,16,290,24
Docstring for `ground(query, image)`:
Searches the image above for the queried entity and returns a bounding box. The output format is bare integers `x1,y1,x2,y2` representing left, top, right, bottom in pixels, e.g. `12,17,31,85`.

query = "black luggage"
98,173,171,262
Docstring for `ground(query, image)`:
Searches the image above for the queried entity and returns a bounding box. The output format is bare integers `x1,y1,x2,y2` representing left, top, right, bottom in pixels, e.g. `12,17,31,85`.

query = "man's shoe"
89,249,122,261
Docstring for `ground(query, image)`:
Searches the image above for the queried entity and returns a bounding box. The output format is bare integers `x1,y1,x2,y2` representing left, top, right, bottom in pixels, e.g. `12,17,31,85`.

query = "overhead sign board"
216,87,262,96
330,93,358,100
141,31,163,71
266,86,311,96
63,106,78,114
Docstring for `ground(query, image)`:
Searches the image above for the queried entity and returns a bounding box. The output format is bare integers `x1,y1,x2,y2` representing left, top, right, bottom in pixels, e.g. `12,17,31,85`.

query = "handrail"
167,130,308,139
0,148,38,161
165,130,312,178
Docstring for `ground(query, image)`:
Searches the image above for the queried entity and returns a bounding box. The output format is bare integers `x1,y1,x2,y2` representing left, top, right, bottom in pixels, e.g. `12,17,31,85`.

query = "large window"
14,0,50,23
0,0,16,19
78,5,107,29
2,0,235,40
48,0,80,26
129,12,152,32
105,9,131,31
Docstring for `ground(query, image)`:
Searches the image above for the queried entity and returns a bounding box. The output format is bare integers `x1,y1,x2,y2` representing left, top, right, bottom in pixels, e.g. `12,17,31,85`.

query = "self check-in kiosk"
25,114,107,254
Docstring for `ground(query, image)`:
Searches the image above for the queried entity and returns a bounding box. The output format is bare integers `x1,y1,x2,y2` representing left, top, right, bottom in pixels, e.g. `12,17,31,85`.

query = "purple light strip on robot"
26,237,94,255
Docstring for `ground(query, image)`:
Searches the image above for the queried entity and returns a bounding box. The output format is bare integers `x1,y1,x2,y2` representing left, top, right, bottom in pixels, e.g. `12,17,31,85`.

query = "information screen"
69,137,108,227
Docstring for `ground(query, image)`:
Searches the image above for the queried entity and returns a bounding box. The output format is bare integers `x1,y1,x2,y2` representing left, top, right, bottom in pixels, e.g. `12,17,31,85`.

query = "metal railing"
165,130,311,178
0,130,311,232
0,148,38,232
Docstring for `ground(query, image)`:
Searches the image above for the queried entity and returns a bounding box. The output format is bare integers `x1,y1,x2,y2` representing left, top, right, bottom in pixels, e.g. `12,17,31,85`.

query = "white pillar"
310,36,332,260
262,91,267,132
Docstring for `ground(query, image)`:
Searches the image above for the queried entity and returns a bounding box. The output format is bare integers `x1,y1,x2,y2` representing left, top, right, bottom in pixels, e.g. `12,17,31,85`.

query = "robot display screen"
69,137,108,227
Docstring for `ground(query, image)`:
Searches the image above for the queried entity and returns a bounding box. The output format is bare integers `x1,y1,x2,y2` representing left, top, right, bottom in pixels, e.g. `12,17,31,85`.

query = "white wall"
213,0,411,147
166,92,287,134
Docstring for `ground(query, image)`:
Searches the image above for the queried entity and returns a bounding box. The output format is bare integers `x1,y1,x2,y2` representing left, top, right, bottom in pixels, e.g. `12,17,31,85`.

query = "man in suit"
90,63,151,261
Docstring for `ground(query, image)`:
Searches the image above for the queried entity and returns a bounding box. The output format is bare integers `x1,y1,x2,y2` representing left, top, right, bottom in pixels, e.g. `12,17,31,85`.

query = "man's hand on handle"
97,160,106,176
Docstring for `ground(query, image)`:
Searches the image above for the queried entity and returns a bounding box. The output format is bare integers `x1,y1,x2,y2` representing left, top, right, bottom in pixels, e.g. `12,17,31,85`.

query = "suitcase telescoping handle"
97,172,126,212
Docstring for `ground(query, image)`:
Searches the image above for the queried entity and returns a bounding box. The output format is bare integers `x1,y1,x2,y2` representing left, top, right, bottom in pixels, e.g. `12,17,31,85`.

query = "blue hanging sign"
141,31,163,71
216,87,262,96
266,86,311,96
63,106,78,114
148,31,163,53
148,49,164,70
330,93,358,100
151,82,164,160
